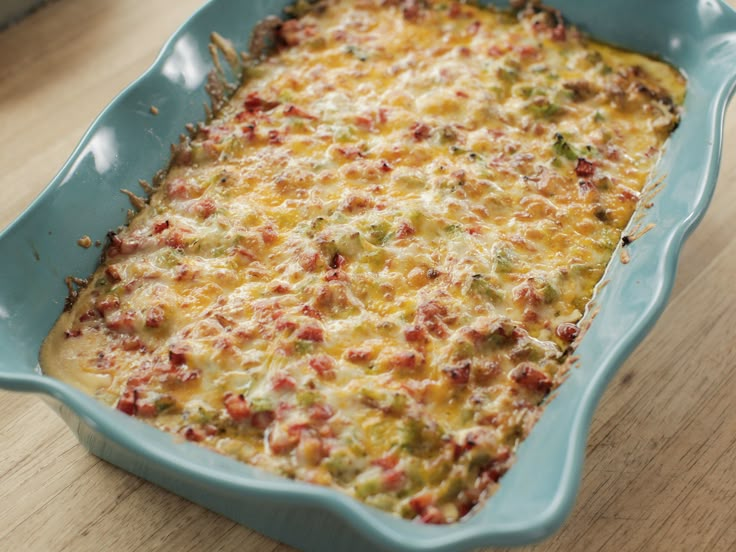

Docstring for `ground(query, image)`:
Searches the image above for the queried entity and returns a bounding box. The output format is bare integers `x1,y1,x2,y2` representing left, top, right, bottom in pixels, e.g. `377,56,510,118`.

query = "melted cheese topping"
41,0,685,523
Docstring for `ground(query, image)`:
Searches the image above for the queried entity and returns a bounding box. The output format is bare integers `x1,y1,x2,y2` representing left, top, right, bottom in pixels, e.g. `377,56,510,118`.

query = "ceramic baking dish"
2,1,736,550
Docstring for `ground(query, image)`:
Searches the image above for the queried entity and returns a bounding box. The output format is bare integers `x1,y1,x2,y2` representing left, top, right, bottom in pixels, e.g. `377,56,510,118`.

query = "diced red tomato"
78,309,98,322
297,326,324,342
512,281,543,306
278,19,315,47
443,360,471,384
517,45,539,59
183,425,206,442
241,123,257,140
260,224,278,244
271,283,291,294
618,186,639,201
336,146,364,160
116,389,136,415
276,402,294,421
174,368,200,383
165,230,187,250
396,222,415,239
105,265,122,282
301,304,322,319
387,350,422,371
575,158,596,177
403,325,427,343
283,104,317,120
508,363,552,393
275,318,297,332
127,375,150,388
95,295,120,315
329,253,346,269
381,469,406,491
578,179,595,195
121,336,144,352
153,220,170,234
551,24,566,42
272,373,297,391
268,130,283,144
309,354,336,379
488,44,505,57
168,346,188,366
268,428,299,454
523,308,539,324
354,115,373,130
308,403,334,422
410,122,431,141
371,454,399,470
166,178,194,199
235,247,256,263
556,322,579,343
224,393,250,422
421,507,446,524
403,0,421,21
251,410,275,430
193,198,216,219
345,348,373,363
243,92,280,114
135,401,157,418
409,492,434,514
415,300,450,338
299,251,320,272
105,311,136,334
145,306,165,328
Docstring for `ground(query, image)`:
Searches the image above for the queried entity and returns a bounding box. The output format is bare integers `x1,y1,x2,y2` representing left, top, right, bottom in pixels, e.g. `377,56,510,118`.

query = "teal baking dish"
2,1,736,550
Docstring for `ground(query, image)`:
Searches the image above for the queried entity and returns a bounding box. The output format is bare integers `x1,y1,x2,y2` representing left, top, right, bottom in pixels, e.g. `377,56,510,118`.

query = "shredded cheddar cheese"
41,0,685,523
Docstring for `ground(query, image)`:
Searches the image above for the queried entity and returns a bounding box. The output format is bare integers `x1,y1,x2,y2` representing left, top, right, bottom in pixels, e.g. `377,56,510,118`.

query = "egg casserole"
41,0,685,523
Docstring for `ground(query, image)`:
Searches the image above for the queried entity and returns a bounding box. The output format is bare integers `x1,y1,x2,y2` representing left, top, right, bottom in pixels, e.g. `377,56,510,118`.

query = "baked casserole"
41,0,685,523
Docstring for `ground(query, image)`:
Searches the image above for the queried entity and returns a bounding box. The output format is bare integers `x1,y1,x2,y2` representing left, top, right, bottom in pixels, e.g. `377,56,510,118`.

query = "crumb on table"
77,235,92,248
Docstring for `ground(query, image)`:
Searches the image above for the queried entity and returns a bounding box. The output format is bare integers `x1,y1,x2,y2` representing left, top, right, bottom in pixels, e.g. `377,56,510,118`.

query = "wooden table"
1,1,735,550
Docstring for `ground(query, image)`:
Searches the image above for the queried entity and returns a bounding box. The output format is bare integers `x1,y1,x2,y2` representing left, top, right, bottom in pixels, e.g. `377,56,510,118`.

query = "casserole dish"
1,0,735,550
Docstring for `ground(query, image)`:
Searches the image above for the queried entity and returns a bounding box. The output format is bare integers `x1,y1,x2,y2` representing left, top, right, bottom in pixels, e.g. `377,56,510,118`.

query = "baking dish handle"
712,2,736,97
0,367,47,394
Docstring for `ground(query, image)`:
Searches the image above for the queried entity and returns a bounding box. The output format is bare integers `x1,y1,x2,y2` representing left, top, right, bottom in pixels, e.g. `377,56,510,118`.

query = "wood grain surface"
1,1,735,551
